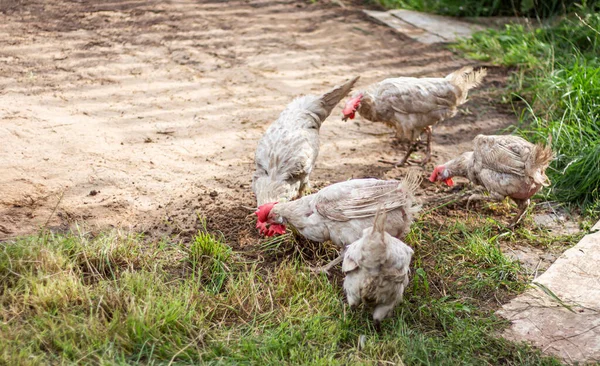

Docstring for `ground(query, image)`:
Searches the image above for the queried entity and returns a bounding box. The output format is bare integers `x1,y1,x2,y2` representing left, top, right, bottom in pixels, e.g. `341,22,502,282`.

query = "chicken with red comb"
341,66,487,166
255,172,421,273
429,134,553,227
252,76,359,207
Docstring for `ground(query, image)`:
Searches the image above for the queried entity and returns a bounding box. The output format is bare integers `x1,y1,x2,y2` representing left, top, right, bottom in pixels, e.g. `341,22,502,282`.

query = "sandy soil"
0,0,516,242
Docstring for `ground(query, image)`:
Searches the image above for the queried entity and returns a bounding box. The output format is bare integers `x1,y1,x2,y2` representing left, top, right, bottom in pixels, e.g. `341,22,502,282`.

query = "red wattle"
269,224,286,235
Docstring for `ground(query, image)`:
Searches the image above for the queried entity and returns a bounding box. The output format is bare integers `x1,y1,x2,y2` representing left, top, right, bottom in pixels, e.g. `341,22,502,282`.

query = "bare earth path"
0,0,515,240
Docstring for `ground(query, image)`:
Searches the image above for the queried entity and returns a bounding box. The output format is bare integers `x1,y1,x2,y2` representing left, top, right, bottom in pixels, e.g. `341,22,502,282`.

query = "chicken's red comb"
342,94,362,116
255,202,277,223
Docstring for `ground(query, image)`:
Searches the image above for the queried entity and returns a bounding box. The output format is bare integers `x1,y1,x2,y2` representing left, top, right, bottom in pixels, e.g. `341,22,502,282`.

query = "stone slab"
363,8,485,44
362,10,446,44
498,220,600,364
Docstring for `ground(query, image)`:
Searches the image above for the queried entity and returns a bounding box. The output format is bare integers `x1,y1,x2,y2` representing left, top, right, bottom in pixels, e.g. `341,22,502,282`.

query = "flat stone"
390,9,484,43
498,220,600,364
362,10,446,44
364,10,527,45
534,212,581,236
501,243,554,275
363,9,484,44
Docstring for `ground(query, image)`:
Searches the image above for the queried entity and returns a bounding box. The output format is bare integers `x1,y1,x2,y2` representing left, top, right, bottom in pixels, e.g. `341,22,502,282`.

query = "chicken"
342,208,413,329
429,134,553,226
341,66,487,166
255,172,420,272
252,76,359,206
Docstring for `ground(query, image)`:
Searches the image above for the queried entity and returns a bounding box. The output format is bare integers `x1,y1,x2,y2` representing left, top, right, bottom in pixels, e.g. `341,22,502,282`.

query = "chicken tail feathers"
360,206,388,264
446,66,487,95
529,137,554,187
396,169,422,217
398,169,422,199
313,76,360,123
372,206,387,236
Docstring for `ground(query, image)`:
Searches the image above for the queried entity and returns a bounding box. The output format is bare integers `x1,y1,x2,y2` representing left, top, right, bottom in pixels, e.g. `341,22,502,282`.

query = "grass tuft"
186,221,232,294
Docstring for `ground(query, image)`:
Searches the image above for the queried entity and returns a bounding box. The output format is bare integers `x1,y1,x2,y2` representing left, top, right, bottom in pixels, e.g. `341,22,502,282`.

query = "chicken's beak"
342,116,348,122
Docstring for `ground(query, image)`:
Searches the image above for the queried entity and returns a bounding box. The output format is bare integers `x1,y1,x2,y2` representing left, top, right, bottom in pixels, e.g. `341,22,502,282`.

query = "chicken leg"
407,126,433,166
310,252,344,275
396,142,418,167
466,191,504,209
509,199,530,228
394,126,433,167
298,179,312,197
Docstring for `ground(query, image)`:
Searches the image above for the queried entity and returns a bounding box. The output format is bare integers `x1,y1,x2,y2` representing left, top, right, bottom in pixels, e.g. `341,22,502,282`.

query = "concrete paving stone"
498,220,600,364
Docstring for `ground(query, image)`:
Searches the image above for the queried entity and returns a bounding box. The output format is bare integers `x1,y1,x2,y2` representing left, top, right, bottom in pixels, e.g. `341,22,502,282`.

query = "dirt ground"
0,0,516,243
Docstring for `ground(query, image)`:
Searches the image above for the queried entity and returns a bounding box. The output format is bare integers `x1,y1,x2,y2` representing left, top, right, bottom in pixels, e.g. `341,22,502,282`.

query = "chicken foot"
407,126,432,166
467,193,530,229
379,126,433,167
466,191,504,210
310,253,344,275
396,142,418,167
298,179,312,197
509,199,530,228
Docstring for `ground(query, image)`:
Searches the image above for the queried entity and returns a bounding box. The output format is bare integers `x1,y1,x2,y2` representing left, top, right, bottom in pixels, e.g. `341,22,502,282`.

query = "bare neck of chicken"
273,198,313,228
445,152,472,178
357,94,378,121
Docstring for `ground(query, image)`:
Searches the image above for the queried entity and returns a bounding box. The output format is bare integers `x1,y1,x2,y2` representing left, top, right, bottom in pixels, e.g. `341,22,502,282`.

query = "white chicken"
343,208,414,328
252,76,359,206
341,67,487,166
255,172,420,272
429,134,553,226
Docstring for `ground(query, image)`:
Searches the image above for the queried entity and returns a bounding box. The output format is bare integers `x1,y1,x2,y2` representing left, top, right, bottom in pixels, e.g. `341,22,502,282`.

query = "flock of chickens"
250,67,553,327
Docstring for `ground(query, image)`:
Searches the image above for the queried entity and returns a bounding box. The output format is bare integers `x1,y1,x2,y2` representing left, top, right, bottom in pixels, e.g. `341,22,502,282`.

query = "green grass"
1,210,581,365
375,0,583,18
452,10,600,214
